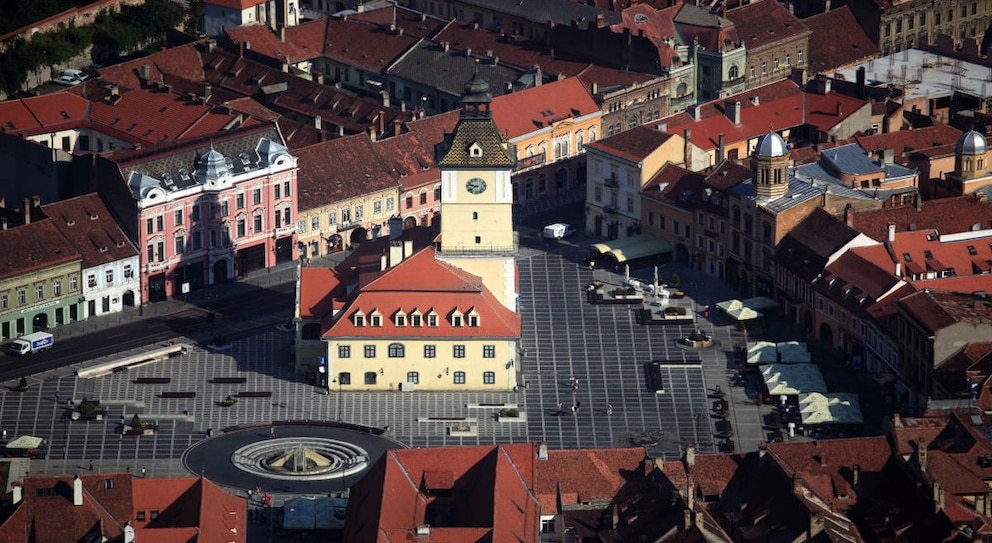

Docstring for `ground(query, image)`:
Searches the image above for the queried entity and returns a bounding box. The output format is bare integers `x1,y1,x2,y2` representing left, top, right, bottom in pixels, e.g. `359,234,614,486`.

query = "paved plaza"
1,236,778,495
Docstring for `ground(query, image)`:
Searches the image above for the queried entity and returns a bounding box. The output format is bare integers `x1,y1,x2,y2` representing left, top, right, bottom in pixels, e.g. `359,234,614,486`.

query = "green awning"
607,237,671,263
589,234,654,256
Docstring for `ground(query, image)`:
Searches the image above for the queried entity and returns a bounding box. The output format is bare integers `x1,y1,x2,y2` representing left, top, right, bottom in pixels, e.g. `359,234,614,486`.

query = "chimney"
314,115,322,130
22,198,31,225
394,118,402,137
835,102,843,116
919,438,929,472
685,444,696,467
596,13,606,28
315,72,324,84
281,59,289,73
538,442,548,460
852,463,861,485
141,64,150,81
683,129,693,167
727,101,742,125
389,241,403,267
400,100,407,112
442,41,449,52
472,21,479,31
977,493,986,515
591,81,598,95
895,261,901,277
202,83,212,103
206,38,216,52
689,105,701,121
819,453,827,467
32,195,40,208
378,110,385,137
844,203,854,226
915,193,922,211
123,523,136,543
611,504,619,528
533,65,542,86
73,475,83,506
893,412,901,427
717,133,725,163
403,238,413,257
1,218,6,230
11,484,20,505
244,40,251,51
857,66,866,99
934,481,944,512
887,223,896,242
683,508,693,530
369,126,377,142
279,25,286,42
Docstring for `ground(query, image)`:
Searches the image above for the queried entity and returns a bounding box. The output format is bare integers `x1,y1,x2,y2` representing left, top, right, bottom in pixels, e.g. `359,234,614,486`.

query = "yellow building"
294,69,522,390
436,66,519,312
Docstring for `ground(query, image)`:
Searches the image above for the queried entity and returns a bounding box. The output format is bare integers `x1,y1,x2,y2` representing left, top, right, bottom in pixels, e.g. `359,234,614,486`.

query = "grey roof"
121,127,284,197
732,178,824,215
755,131,788,158
674,3,733,28
956,130,987,155
833,48,992,103
819,144,883,176
387,41,525,99
454,0,620,29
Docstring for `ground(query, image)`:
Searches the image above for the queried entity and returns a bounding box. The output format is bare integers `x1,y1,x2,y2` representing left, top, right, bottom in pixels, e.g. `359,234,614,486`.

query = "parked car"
53,69,88,86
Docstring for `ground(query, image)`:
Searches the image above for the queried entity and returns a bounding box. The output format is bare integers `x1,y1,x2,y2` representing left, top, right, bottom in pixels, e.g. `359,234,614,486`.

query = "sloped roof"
435,22,588,78
587,124,675,163
226,24,316,64
535,448,647,514
490,76,598,139
805,6,880,74
773,207,860,281
0,92,90,137
294,132,398,211
343,443,539,543
848,195,992,242
725,0,809,53
0,218,81,279
323,247,521,339
656,79,869,151
40,193,138,268
387,39,525,100
898,288,992,334
766,436,892,507
287,15,422,72
132,476,247,543
436,116,516,167
346,4,448,39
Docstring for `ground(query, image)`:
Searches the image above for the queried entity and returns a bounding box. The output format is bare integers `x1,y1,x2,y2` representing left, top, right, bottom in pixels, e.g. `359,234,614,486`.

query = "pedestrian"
570,404,576,414
54,391,60,402
556,402,563,415
589,260,595,271
89,461,93,471
607,404,613,415
1,429,5,441
141,466,146,478
571,382,578,393
575,400,582,413
269,426,275,439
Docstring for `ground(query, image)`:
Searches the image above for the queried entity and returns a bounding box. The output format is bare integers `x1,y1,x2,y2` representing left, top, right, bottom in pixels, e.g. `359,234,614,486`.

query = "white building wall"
82,255,141,319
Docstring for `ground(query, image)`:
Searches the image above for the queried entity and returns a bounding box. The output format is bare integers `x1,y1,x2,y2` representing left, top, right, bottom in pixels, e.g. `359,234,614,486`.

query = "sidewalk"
52,253,347,343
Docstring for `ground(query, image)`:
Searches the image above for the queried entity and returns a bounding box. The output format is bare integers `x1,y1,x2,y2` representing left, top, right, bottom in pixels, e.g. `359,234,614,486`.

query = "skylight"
903,253,912,262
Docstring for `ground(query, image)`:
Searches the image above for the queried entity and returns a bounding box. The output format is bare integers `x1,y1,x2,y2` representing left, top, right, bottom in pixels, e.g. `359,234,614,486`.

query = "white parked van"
543,223,576,239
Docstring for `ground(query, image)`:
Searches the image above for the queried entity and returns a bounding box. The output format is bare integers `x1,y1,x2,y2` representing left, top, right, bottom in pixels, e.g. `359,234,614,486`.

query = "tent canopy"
747,341,778,364
799,392,863,426
777,341,811,363
761,363,827,395
589,234,654,256
608,237,671,263
717,299,763,321
742,296,779,311
5,436,43,449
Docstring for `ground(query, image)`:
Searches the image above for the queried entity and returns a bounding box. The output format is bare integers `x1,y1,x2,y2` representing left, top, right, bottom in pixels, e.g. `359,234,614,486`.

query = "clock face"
465,177,488,194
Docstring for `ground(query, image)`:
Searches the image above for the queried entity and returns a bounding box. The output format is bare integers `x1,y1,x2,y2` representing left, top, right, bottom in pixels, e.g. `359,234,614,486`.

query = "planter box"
497,413,527,422
449,424,478,437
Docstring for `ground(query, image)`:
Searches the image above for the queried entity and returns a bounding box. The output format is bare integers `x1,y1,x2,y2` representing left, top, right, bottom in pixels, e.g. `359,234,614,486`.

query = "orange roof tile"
490,77,599,139
41,194,138,268
535,448,647,514
587,125,676,163
0,218,81,278
226,24,316,64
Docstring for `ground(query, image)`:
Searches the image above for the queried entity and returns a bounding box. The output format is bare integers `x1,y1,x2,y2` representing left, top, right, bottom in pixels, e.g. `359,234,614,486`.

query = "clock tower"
437,65,518,310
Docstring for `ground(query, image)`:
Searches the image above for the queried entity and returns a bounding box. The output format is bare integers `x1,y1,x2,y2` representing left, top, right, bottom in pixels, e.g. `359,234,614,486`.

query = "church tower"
436,64,519,310
751,130,790,200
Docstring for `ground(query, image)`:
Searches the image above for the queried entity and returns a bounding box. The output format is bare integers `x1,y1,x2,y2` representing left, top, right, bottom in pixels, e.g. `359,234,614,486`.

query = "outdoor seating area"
746,341,812,365
758,363,865,440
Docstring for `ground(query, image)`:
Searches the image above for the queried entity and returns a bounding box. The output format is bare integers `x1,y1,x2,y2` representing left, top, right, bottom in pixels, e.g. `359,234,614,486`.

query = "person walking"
54,391,60,402
607,404,613,415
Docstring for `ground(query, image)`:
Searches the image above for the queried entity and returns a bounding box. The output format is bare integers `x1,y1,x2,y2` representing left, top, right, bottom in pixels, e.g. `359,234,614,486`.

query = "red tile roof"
655,79,869,151
344,443,538,543
690,453,742,499
227,24,316,64
804,6,880,74
0,218,81,279
323,247,521,339
0,92,91,137
294,133,397,211
490,77,599,139
287,15,422,73
299,267,345,319
889,412,948,457
898,288,992,333
535,448,647,513
346,5,448,40
852,123,962,160
726,0,810,52
847,195,992,242
132,476,246,543
40,193,138,268
435,22,589,77
586,124,675,163
766,436,892,508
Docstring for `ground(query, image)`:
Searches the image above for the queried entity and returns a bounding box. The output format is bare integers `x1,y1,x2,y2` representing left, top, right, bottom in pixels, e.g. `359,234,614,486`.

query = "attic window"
178,169,191,181
411,311,422,327
150,510,159,520
968,245,978,255
136,511,146,521
395,312,406,327
924,250,933,259
370,312,382,327
353,311,365,327
427,312,438,327
634,13,649,23
469,142,483,157
239,152,251,166
903,253,912,262
104,479,114,490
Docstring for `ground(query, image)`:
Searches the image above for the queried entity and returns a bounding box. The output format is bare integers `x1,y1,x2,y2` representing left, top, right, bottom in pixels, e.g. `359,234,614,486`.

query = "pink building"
96,124,298,302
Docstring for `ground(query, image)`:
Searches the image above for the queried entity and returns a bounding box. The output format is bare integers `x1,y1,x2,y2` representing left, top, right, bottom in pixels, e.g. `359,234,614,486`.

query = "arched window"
538,142,547,157
676,81,688,96
965,157,974,170
388,343,405,357
729,65,739,80
472,212,478,220
979,158,985,169
589,126,597,142
576,132,585,152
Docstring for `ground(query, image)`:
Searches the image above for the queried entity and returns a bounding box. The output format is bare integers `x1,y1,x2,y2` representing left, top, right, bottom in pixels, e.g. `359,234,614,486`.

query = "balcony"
722,76,746,88
604,173,620,188
670,93,695,110
604,205,619,215
337,221,360,231
514,153,546,172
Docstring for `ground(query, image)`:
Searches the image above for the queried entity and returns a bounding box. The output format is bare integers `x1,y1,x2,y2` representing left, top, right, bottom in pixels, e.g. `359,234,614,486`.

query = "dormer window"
451,309,464,327
370,310,382,327
467,308,480,327
426,310,438,327
469,142,483,157
353,310,365,327
395,310,406,327
411,310,422,327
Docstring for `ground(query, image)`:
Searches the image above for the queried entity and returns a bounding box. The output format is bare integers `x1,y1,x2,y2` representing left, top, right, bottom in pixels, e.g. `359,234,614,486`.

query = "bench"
134,377,171,384
161,391,196,399
211,377,248,384
237,391,272,398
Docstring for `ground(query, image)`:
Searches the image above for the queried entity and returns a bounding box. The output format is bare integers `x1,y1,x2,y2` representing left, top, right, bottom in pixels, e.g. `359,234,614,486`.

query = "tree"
129,414,143,429
15,377,29,392
668,273,681,287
